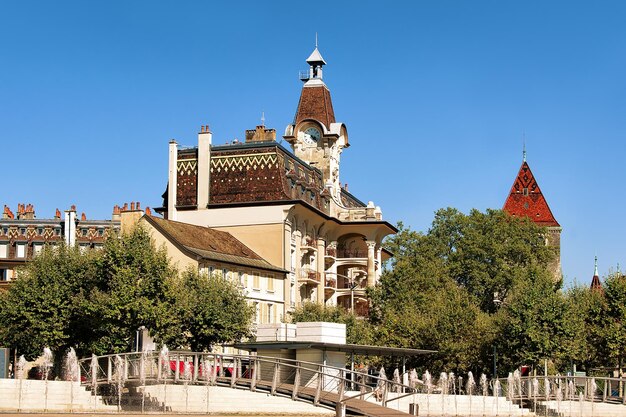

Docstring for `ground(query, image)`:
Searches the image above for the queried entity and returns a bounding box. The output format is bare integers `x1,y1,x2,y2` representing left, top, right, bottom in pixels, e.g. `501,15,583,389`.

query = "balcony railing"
298,268,320,283
325,247,337,258
324,277,337,288
336,249,368,258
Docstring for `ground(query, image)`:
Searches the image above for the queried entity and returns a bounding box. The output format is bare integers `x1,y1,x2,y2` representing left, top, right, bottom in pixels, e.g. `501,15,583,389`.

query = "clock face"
303,127,321,144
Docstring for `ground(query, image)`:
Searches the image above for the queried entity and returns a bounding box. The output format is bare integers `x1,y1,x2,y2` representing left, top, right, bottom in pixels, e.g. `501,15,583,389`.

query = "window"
97,229,104,237
16,244,26,258
19,228,26,236
267,275,274,292
523,187,529,196
208,266,214,276
267,303,273,323
0,244,7,258
33,244,43,255
54,228,61,236
1,227,7,235
252,274,260,290
222,268,229,279
79,244,89,253
81,229,88,237
254,302,260,324
37,228,43,236
0,269,6,281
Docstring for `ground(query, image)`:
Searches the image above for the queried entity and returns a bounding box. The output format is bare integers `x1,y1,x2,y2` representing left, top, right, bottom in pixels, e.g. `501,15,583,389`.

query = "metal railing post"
338,369,345,401
292,363,301,400
250,359,258,392
314,365,322,405
174,353,180,382
211,355,218,385
230,358,237,387
271,362,279,395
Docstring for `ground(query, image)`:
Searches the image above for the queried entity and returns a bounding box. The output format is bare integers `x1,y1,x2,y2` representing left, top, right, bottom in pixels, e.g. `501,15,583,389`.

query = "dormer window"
523,187,529,196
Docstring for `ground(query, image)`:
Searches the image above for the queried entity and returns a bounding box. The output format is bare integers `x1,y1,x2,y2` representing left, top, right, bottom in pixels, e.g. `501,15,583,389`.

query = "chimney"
112,205,121,221
64,206,77,247
245,125,277,143
167,140,178,221
55,208,61,219
81,212,87,221
197,125,212,210
119,201,145,233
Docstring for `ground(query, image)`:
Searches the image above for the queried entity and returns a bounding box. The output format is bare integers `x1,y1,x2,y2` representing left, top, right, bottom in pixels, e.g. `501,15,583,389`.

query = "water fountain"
159,345,170,412
480,373,488,416
439,372,448,417
201,356,211,413
423,370,432,416
113,354,126,411
65,348,79,411
183,358,193,412
16,355,26,411
556,385,563,415
532,377,539,414
393,368,401,393
90,354,99,411
568,379,575,417
466,371,476,416
545,377,551,402
42,347,53,411
492,379,501,417
578,392,584,417
448,372,457,416
590,377,597,415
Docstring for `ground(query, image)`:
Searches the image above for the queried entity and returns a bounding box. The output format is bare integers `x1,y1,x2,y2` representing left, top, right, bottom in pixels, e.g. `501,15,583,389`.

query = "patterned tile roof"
294,85,336,129
503,161,559,227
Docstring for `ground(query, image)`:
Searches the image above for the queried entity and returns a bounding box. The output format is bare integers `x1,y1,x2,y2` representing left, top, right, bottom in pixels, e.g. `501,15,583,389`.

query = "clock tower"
284,45,349,204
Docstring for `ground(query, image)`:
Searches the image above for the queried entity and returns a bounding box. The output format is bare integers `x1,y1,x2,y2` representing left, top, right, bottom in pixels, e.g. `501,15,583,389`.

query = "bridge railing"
78,351,425,410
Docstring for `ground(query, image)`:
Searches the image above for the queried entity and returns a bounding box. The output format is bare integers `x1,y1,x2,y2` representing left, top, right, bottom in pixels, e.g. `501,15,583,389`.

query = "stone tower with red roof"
503,153,562,280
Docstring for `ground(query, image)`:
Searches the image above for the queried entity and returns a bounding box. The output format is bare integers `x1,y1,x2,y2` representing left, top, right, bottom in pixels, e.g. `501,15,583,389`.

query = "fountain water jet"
90,354,99,411
439,372,448,417
42,348,53,412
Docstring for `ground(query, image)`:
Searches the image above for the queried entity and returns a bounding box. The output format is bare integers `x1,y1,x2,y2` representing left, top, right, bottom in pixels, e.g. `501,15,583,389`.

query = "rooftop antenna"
522,131,527,162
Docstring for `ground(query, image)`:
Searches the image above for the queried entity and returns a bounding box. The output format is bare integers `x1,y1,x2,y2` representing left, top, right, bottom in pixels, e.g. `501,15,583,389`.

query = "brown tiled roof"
503,161,560,227
294,85,336,128
144,215,285,273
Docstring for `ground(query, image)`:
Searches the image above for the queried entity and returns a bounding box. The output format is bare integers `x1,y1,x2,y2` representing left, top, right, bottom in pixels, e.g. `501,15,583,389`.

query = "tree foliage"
370,208,562,375
0,225,254,359
160,269,254,351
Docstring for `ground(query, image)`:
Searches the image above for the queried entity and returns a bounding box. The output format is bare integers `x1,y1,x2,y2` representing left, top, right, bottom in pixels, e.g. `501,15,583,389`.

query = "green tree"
160,269,255,351
371,208,560,375
0,243,99,360
603,272,626,372
495,272,572,372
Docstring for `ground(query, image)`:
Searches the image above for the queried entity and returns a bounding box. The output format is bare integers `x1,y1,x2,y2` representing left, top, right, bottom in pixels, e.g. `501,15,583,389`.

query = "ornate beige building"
155,46,396,317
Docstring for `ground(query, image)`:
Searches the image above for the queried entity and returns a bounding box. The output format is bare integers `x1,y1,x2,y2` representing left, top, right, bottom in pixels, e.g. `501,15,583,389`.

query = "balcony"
298,268,320,285
337,249,368,258
300,237,317,254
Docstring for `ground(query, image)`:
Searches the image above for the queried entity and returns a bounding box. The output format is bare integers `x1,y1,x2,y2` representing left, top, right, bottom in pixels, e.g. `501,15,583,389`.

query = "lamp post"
493,293,502,378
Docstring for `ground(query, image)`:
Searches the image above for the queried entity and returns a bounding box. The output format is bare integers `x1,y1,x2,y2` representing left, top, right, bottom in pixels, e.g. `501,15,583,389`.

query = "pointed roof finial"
522,132,526,162
594,255,599,276
261,111,265,126
315,32,318,48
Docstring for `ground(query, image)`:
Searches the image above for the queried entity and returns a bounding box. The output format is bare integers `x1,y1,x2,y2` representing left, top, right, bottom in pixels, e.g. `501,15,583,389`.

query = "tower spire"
594,255,598,277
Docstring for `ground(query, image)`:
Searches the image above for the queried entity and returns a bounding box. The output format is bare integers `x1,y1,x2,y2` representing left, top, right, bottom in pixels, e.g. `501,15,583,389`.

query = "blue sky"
1,1,624,285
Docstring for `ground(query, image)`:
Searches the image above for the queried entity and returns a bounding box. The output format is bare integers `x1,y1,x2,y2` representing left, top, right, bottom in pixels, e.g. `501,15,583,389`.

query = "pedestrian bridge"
79,351,417,416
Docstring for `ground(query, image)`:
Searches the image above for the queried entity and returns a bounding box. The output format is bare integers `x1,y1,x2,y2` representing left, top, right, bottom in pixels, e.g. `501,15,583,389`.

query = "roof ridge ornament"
522,132,526,162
